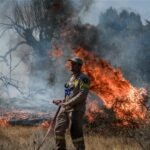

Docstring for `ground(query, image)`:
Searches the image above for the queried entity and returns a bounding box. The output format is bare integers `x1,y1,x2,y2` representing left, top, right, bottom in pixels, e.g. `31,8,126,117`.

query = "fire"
0,119,9,127
86,101,103,123
41,121,51,128
48,46,63,58
74,47,148,125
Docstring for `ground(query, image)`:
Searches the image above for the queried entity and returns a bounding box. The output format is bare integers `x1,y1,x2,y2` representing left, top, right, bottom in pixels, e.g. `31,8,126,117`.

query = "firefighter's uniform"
54,72,90,150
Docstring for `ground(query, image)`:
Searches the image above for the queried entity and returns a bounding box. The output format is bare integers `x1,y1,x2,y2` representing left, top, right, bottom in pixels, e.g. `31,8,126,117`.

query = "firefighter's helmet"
68,57,83,66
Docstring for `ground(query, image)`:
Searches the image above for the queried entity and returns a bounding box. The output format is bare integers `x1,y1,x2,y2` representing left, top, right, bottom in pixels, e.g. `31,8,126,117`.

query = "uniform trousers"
54,110,85,150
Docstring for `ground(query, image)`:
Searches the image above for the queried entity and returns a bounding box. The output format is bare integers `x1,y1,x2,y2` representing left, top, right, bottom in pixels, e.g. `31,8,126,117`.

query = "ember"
74,47,148,125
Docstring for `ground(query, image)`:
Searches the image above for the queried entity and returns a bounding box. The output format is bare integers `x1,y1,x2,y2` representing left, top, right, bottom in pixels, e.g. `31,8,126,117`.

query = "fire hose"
36,103,61,150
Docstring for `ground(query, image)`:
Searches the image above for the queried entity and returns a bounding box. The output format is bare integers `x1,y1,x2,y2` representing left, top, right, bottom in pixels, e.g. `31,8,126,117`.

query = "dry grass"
0,126,150,150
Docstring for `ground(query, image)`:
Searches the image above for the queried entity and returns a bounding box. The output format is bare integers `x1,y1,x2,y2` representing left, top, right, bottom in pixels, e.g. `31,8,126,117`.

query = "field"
0,125,150,150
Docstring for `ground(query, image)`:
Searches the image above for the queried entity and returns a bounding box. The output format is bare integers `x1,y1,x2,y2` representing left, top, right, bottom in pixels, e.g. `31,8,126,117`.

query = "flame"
74,47,148,125
0,119,9,127
48,46,63,58
41,121,51,128
86,101,103,123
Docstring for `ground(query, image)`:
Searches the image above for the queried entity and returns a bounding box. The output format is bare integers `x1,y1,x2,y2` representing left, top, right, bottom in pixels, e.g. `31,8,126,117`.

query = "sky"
81,0,150,25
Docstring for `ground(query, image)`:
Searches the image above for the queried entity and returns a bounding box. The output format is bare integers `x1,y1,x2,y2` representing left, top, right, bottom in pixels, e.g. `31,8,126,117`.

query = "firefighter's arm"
64,77,90,107
53,99,64,106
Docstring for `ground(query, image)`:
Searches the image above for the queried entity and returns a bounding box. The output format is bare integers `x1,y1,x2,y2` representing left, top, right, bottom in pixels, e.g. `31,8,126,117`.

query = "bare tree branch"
0,41,27,66
0,73,23,94
4,41,27,58
0,56,8,64
11,53,32,72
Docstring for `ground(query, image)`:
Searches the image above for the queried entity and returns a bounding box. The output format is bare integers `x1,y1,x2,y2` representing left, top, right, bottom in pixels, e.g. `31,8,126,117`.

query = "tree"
0,0,74,74
0,0,77,92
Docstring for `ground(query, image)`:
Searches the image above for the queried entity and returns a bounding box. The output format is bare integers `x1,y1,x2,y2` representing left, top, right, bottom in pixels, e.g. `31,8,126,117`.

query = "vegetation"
0,123,150,150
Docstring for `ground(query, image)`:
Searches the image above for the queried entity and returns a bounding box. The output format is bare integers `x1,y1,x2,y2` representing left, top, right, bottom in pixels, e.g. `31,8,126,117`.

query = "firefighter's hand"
53,100,63,106
59,102,68,107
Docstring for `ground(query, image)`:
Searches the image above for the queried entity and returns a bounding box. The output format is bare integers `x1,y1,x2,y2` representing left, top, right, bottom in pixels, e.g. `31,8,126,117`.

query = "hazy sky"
82,0,150,25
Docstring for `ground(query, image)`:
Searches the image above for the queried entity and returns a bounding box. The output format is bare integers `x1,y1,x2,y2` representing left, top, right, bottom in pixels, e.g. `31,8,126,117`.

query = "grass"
0,126,150,150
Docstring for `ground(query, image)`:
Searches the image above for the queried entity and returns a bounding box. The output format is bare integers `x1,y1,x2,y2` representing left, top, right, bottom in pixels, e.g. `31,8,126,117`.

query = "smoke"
0,0,150,112
67,7,150,87
97,8,150,88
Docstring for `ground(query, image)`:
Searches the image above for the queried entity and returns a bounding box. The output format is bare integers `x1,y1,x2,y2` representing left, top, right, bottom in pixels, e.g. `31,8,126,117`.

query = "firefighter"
53,57,90,150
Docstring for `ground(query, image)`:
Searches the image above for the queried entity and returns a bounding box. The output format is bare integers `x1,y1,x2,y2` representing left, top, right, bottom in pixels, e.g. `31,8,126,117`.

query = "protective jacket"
64,72,90,112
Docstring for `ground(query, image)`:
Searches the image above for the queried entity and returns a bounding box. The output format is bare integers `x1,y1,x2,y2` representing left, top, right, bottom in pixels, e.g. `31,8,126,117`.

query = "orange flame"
74,47,148,124
48,46,63,58
0,119,9,127
41,121,51,128
86,101,103,123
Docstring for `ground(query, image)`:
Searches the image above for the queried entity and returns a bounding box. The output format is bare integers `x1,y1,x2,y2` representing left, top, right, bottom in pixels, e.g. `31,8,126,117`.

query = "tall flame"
75,47,148,124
